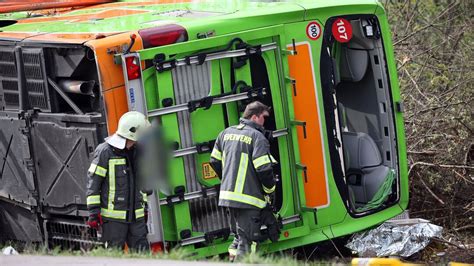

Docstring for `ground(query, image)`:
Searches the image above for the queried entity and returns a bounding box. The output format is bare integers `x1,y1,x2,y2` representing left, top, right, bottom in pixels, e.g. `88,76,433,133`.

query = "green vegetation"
2,243,326,265
384,0,473,233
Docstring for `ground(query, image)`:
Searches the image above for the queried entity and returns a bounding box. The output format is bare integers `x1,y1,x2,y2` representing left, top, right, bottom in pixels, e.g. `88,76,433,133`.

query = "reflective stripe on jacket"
86,142,145,222
210,118,276,209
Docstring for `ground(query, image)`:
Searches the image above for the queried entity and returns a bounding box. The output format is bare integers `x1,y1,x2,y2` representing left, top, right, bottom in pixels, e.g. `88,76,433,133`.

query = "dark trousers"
228,208,262,257
101,219,149,251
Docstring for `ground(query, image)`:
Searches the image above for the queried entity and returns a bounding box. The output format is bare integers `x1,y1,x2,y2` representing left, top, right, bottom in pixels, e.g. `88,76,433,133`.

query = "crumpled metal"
346,221,443,257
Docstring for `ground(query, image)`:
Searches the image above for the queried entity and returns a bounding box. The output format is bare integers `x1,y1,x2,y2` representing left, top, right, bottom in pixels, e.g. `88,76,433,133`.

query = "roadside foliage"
385,0,473,233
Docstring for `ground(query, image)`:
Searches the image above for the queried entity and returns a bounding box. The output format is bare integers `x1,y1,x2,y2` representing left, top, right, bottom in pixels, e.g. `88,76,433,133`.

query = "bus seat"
342,132,389,204
339,47,368,83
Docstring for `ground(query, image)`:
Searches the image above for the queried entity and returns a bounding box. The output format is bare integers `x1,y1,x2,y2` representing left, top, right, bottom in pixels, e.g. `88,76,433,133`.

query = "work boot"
229,253,236,263
228,237,238,262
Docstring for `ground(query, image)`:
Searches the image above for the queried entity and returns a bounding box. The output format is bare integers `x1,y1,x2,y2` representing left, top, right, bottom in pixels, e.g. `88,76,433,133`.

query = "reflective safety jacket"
210,118,277,209
86,142,146,222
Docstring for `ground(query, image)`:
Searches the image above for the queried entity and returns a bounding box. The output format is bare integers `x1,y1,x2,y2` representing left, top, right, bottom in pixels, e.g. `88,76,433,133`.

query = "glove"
260,206,282,243
87,213,102,229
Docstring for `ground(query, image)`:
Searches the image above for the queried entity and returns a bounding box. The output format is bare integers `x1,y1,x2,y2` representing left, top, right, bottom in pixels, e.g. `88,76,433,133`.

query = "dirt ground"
412,236,474,264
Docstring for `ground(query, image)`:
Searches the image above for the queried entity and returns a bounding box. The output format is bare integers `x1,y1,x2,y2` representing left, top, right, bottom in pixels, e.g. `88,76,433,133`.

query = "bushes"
384,0,473,232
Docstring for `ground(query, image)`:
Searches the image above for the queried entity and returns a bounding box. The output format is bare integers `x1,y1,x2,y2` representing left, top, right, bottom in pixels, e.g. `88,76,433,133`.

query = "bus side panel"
283,21,347,227
86,32,144,134
102,86,129,133
287,42,329,209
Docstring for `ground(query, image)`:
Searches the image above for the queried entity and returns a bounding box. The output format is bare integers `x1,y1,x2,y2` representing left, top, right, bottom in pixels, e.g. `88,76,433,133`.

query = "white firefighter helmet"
105,111,150,149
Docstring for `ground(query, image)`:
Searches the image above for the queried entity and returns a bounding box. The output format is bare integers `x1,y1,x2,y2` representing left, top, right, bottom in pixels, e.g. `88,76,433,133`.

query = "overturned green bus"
0,0,407,258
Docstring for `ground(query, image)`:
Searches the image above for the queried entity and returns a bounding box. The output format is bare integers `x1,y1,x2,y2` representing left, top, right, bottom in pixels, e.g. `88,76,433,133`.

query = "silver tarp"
346,219,443,257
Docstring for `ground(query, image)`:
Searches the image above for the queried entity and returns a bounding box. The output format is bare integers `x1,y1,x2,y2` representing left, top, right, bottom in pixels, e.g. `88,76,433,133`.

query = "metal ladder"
122,39,291,248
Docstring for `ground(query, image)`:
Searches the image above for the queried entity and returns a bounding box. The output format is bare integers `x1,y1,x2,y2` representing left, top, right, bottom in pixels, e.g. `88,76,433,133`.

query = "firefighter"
86,111,151,251
210,101,277,260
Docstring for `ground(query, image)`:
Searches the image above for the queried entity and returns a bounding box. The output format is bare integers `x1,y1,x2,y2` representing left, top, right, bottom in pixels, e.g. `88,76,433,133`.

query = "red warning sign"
306,21,321,41
332,18,352,43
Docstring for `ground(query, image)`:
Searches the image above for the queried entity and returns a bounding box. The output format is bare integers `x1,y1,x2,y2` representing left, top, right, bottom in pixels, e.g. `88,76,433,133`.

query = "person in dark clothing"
210,101,277,260
86,111,151,251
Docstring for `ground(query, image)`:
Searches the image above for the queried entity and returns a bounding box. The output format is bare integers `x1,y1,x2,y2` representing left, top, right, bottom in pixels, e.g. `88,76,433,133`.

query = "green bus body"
0,0,407,258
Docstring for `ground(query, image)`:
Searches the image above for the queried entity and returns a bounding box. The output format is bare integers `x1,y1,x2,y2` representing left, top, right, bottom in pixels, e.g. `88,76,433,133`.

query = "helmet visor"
105,133,127,149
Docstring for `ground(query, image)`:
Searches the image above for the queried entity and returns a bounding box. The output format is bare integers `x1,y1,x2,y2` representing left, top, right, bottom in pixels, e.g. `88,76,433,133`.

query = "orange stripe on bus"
288,42,329,208
83,0,192,9
25,32,119,43
0,0,113,14
17,9,148,24
0,32,38,40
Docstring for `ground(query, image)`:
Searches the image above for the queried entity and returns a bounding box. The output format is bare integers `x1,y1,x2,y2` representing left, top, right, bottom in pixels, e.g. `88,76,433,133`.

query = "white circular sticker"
306,21,321,41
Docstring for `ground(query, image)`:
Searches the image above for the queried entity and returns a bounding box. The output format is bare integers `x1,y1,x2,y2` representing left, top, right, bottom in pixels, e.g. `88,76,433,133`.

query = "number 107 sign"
332,18,353,43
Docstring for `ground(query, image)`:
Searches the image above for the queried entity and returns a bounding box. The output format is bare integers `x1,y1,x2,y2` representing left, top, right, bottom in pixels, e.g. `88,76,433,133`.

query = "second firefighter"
210,101,278,259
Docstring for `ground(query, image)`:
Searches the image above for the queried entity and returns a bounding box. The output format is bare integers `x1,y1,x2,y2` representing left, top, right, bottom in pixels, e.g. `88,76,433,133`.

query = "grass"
1,242,343,265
